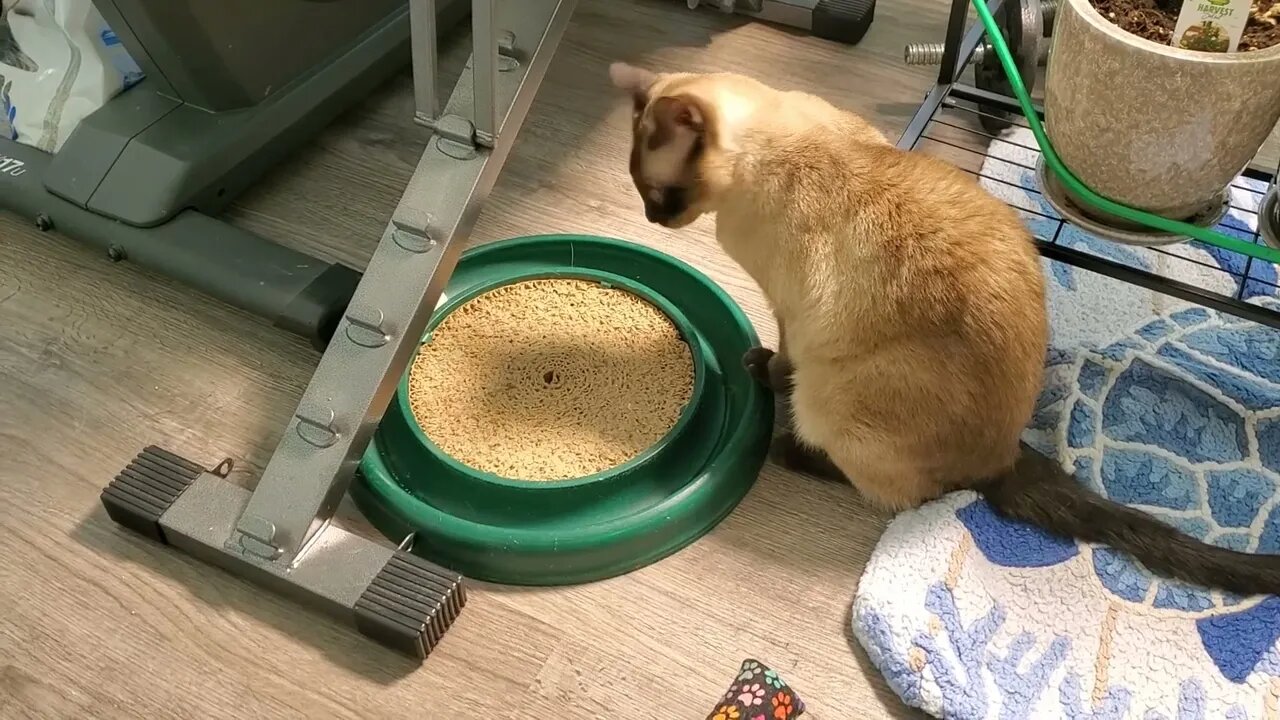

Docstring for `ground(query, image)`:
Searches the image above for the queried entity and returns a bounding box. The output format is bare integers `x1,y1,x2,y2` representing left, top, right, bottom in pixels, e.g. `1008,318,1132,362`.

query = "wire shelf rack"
897,1,1280,329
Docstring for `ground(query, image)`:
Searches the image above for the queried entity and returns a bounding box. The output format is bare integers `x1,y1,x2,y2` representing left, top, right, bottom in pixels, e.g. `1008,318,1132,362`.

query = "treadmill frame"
0,0,466,350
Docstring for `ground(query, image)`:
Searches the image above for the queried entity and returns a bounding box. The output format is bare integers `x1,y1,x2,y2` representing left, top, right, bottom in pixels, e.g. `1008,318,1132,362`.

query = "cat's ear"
609,62,656,110
651,94,707,135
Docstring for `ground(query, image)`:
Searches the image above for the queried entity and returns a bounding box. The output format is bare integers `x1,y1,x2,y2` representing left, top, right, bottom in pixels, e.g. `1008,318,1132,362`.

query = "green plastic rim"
353,234,774,585
398,266,712,491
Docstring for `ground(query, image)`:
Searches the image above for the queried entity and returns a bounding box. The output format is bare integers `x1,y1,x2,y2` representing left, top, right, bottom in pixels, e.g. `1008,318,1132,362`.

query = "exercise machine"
684,0,876,46
95,0,577,661
904,0,1055,134
0,0,468,350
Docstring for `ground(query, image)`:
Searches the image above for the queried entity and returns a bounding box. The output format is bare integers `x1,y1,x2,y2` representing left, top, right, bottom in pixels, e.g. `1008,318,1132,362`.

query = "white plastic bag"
0,0,143,153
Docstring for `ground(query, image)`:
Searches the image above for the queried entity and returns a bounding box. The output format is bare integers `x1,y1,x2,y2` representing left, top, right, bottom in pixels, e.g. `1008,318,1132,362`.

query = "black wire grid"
897,0,1280,329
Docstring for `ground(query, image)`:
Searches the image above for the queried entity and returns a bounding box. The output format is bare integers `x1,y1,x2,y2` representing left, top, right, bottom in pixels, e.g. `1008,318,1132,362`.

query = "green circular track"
353,234,774,585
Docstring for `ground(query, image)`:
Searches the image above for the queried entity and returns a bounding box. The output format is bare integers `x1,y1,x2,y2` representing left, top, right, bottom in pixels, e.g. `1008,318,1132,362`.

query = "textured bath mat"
852,127,1280,719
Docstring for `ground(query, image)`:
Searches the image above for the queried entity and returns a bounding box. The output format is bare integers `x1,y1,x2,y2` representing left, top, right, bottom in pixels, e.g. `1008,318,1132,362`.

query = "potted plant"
1043,0,1280,224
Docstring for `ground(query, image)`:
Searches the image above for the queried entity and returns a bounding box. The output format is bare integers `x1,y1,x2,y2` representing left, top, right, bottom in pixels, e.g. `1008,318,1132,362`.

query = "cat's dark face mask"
628,98,707,229
611,63,709,230
645,188,688,225
630,153,695,227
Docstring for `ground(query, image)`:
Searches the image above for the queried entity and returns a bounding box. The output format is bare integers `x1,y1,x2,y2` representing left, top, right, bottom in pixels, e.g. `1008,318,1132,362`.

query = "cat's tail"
976,442,1280,596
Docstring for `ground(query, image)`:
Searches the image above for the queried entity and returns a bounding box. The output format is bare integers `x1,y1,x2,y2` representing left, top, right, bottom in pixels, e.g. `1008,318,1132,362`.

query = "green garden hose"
971,0,1280,264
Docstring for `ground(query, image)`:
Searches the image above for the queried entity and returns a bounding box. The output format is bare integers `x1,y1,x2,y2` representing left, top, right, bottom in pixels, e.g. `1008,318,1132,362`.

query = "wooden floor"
1,2,1276,718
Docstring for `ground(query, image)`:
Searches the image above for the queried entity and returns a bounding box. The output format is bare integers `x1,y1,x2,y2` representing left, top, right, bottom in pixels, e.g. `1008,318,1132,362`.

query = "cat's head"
609,62,729,229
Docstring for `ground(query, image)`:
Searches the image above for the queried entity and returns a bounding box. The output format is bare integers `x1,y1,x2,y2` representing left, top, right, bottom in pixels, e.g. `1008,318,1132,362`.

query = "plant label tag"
1172,0,1251,52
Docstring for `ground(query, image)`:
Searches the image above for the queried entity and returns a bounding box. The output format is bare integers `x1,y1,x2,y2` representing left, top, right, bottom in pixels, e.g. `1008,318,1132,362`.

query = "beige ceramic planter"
1044,0,1280,221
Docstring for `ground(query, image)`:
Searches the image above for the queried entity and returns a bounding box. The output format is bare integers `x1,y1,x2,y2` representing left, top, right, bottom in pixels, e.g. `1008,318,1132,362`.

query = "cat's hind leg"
825,446,945,512
788,371,944,511
772,432,848,483
778,426,937,508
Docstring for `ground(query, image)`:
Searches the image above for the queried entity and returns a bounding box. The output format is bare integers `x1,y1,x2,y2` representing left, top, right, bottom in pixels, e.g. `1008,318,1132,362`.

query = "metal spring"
904,42,989,65
904,0,1058,66
1042,0,1059,23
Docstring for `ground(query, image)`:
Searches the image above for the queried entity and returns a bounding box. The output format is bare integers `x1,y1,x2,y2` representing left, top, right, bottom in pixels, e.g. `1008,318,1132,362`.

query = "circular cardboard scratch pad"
354,235,774,586
407,278,695,482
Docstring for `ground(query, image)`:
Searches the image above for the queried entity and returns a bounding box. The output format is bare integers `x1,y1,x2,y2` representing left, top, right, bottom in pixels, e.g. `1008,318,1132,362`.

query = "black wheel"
975,0,1042,135
1262,183,1279,250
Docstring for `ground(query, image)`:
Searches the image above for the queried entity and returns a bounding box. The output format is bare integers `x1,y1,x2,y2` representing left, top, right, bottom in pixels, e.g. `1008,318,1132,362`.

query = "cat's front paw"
742,346,776,387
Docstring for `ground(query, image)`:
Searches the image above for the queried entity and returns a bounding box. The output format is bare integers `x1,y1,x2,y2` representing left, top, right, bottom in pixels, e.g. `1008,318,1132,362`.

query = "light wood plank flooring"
1,1,1275,718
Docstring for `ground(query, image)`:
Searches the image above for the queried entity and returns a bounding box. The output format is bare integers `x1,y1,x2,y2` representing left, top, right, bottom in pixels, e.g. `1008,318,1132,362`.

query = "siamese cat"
609,61,1280,595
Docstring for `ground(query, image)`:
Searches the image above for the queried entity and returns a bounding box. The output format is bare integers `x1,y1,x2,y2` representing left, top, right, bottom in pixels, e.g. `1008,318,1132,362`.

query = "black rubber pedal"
101,446,202,544
354,551,467,660
814,0,876,45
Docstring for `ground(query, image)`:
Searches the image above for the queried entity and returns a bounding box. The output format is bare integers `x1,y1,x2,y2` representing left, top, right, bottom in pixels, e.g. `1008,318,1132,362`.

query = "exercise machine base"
101,446,466,660
92,0,577,662
688,0,876,45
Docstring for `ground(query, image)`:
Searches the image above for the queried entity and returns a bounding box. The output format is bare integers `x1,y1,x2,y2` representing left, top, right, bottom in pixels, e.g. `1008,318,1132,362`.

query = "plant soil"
1088,0,1280,51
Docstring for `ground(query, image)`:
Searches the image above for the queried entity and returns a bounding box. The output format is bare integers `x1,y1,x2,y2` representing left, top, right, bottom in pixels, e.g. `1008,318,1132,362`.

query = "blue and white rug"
852,127,1280,719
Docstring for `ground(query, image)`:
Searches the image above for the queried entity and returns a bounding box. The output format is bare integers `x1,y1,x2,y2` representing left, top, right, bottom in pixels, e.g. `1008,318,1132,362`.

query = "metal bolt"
345,306,391,348
295,408,339,448
392,219,436,254
434,114,480,160
498,30,516,55
107,244,126,262
236,515,283,560
34,214,53,232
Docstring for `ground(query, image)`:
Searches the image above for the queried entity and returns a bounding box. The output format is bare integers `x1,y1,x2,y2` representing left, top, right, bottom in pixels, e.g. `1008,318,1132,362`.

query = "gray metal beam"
230,0,576,568
410,0,441,125
471,0,500,146
101,0,578,659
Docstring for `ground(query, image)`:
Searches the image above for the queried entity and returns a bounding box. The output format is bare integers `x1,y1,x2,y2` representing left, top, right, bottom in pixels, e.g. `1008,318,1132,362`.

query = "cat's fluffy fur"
610,62,1280,595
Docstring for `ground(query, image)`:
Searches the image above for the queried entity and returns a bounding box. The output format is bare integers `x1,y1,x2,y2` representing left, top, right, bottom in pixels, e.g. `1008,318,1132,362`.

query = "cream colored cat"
610,62,1280,595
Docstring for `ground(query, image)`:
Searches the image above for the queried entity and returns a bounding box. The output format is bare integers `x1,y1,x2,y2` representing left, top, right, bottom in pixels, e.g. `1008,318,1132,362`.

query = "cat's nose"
643,200,669,224
644,191,687,225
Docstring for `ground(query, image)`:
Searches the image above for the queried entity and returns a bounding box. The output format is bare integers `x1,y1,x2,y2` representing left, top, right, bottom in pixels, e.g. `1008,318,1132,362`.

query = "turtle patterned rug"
852,127,1280,719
